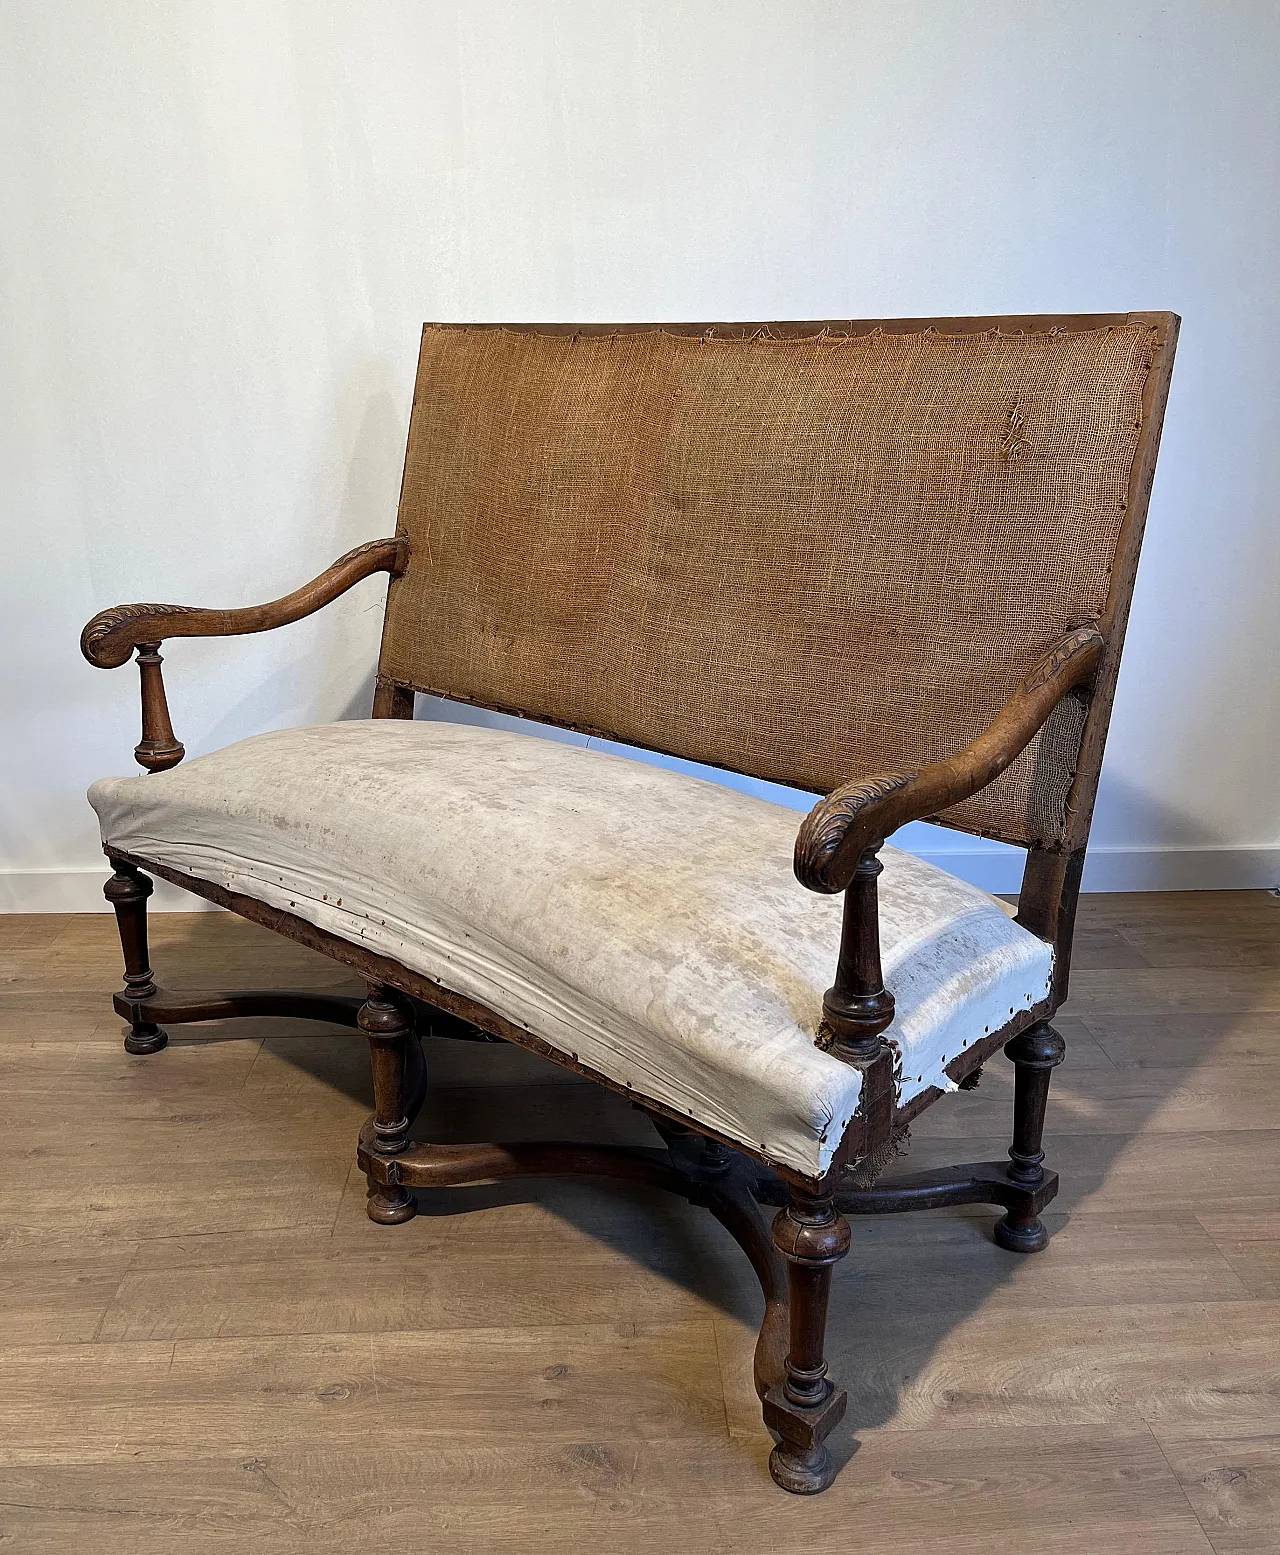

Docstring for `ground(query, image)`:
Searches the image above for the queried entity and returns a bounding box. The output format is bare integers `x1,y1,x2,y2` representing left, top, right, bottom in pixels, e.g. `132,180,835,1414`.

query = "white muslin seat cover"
88,721,1054,1176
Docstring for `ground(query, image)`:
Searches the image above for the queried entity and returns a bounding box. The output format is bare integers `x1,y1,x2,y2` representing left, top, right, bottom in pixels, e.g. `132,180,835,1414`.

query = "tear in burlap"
843,1125,911,1190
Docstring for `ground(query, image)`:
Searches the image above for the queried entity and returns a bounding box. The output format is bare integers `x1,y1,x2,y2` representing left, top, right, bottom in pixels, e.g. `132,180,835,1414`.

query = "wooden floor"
1,891,1278,1552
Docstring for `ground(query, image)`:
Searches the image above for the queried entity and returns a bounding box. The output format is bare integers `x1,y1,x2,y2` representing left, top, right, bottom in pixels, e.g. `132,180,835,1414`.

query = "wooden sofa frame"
81,314,1178,1494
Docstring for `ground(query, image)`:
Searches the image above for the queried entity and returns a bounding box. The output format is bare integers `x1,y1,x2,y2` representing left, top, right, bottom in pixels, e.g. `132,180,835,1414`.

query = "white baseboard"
1080,844,1279,892
1,844,1275,912
908,843,1279,895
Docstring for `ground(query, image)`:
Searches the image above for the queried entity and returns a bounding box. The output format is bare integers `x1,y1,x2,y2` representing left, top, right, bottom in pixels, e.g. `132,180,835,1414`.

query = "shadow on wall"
315,362,408,712
1085,769,1278,890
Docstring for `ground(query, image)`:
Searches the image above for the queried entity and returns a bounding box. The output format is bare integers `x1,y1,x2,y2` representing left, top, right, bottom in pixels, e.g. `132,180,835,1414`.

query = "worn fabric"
382,321,1160,845
89,721,1054,1177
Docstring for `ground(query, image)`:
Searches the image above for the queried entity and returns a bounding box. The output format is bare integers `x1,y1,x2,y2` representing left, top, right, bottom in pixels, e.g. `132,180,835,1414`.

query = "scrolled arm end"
81,604,202,669
794,771,915,893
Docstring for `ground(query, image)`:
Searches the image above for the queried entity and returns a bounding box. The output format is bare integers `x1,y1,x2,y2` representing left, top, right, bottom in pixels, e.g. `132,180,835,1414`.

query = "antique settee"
81,315,1178,1492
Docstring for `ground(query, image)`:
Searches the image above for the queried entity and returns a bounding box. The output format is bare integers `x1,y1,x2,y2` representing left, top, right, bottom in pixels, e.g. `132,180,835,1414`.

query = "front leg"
763,1189,851,1493
104,863,167,1054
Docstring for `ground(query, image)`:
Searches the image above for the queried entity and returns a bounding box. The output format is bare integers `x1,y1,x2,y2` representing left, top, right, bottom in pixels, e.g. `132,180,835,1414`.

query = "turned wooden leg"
994,1021,1066,1253
103,863,167,1055
360,985,418,1225
763,1190,851,1494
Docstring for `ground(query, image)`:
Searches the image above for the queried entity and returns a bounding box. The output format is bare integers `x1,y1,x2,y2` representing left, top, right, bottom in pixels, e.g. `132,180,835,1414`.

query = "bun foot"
762,1379,846,1494
366,1178,416,1225
994,1211,1050,1253
768,1441,836,1495
124,1023,168,1055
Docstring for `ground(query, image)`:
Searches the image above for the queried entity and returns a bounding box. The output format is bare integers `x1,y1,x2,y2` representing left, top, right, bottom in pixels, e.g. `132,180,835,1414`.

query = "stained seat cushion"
88,721,1053,1177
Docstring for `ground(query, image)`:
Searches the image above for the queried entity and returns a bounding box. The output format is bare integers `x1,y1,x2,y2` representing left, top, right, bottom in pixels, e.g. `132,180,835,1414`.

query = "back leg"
360,985,423,1224
994,1021,1065,1252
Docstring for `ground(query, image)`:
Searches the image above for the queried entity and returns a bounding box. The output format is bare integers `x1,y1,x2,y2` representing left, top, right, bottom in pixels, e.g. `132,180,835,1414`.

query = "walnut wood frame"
81,312,1178,1494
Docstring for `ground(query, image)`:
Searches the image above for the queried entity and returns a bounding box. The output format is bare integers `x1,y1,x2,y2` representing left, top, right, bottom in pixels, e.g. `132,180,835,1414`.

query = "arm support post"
134,643,185,772
822,846,895,1060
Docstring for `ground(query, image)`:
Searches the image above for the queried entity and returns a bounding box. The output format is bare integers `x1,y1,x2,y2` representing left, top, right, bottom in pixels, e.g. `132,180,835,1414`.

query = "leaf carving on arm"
1020,626,1104,694
81,603,202,668
794,770,914,893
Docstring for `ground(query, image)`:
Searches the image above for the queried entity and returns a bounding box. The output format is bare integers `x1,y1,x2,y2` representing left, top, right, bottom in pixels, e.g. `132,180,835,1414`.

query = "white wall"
2,0,1277,909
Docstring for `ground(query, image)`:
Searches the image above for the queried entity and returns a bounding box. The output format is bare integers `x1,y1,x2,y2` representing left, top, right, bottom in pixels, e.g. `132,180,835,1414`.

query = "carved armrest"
793,625,1104,1064
81,536,409,770
81,537,408,669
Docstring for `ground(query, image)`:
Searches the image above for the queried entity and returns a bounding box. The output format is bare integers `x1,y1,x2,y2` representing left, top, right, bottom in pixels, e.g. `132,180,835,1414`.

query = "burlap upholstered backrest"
380,317,1176,847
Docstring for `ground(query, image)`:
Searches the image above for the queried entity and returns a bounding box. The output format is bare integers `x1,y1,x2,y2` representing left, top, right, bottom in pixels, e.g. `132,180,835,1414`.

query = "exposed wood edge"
795,628,1104,894
426,313,1176,341
1016,849,1087,1002
81,537,409,669
371,680,415,719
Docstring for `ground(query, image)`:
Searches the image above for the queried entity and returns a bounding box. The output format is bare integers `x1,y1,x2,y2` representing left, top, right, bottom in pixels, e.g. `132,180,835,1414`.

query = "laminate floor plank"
1154,1432,1280,1553
0,914,74,951
1078,1011,1280,1070
0,1426,1218,1555
0,1321,724,1463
